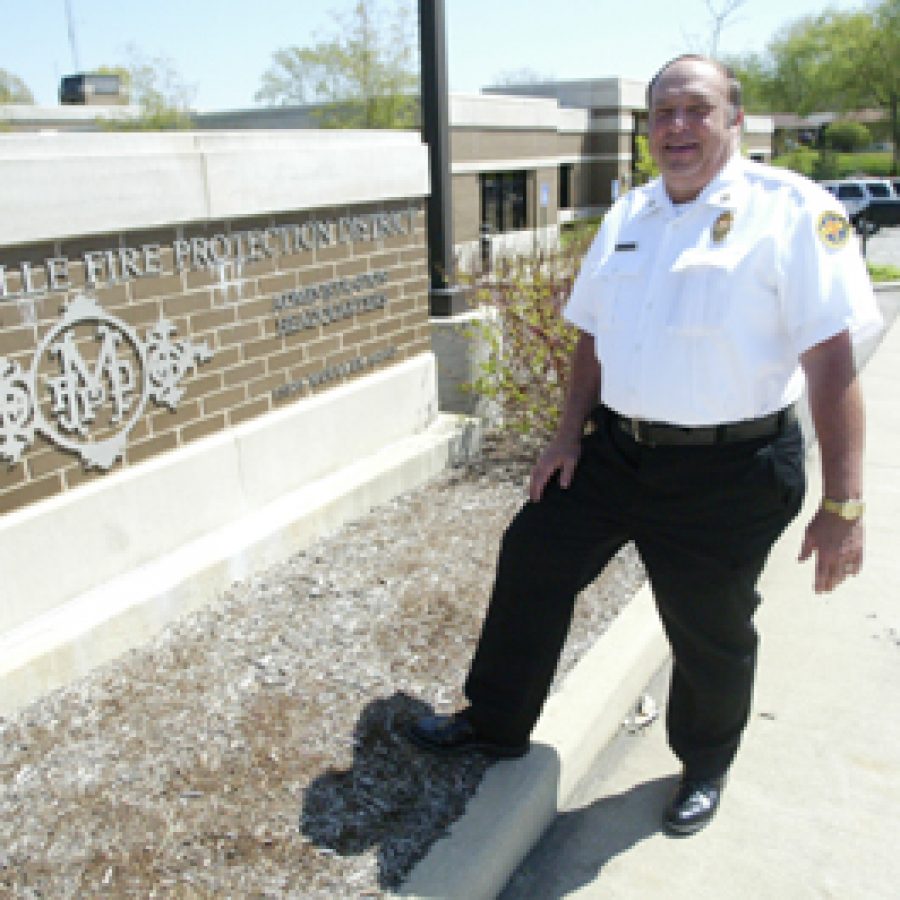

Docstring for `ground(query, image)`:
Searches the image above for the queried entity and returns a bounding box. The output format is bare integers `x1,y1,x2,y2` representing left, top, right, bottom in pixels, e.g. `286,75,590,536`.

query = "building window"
559,164,574,209
480,171,528,233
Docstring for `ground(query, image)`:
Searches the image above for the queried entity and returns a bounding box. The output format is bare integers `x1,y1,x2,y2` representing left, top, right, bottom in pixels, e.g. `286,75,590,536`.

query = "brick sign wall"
0,199,429,515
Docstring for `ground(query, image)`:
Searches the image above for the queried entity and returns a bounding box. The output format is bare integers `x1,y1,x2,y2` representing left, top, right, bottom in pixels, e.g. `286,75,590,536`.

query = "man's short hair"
647,54,743,123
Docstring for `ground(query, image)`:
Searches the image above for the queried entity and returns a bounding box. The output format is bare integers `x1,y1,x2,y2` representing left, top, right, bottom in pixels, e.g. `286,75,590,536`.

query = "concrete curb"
397,584,668,900
0,413,481,717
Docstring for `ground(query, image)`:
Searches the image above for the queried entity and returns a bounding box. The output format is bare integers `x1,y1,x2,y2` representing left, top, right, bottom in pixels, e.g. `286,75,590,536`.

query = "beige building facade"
450,80,646,266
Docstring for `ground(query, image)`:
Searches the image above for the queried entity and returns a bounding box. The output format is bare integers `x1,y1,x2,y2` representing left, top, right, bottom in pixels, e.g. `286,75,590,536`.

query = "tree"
704,0,749,57
99,48,195,130
255,0,418,128
722,51,777,113
727,1,900,172
682,0,749,57
858,0,900,172
767,4,899,171
0,68,34,104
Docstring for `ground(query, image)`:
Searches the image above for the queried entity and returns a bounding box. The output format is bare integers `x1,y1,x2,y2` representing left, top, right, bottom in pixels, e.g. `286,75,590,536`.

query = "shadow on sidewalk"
299,691,492,890
501,774,678,899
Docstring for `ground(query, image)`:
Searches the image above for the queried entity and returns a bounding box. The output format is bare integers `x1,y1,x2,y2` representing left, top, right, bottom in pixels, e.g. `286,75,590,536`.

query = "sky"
3,0,866,110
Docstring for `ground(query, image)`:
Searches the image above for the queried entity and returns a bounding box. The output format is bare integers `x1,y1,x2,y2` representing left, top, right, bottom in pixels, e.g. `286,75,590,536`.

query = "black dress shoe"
663,775,725,836
407,711,529,759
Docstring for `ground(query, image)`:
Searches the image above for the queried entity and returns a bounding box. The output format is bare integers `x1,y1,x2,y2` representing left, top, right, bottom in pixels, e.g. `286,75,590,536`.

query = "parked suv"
820,178,900,234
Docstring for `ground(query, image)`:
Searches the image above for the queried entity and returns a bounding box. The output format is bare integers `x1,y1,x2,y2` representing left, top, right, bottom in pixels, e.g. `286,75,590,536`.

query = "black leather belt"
606,405,797,446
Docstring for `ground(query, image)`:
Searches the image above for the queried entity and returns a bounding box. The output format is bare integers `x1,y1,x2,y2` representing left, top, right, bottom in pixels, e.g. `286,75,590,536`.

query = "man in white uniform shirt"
409,55,882,835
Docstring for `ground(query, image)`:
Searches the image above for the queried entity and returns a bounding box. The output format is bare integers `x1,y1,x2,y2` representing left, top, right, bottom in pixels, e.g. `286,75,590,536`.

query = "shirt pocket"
667,246,744,336
592,251,645,332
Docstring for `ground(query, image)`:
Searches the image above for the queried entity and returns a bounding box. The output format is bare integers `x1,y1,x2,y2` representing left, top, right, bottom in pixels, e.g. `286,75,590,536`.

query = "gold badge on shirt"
816,211,851,250
711,211,734,244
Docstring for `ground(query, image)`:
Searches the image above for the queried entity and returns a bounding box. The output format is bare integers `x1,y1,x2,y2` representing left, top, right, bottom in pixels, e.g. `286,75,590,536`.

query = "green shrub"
633,135,659,186
465,236,593,440
822,120,871,153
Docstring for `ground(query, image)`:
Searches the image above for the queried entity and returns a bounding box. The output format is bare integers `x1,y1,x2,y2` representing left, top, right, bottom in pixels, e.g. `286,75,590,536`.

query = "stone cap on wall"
0,130,430,247
483,77,648,113
450,94,633,135
0,103,143,125
450,93,564,130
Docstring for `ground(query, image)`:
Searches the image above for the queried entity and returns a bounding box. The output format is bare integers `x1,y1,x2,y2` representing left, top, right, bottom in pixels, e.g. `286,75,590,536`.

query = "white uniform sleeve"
779,190,883,356
562,195,627,335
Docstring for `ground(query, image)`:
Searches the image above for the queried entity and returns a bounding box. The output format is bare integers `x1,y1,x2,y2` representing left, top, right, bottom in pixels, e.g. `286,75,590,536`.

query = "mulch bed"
0,434,644,898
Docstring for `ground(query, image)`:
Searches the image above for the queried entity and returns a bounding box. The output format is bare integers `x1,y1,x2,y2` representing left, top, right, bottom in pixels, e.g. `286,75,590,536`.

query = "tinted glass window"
866,183,890,197
559,164,573,209
837,185,864,199
481,171,528,233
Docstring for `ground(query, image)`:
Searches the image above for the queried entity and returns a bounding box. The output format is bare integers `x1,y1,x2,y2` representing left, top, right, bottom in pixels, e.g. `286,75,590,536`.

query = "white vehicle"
820,178,900,234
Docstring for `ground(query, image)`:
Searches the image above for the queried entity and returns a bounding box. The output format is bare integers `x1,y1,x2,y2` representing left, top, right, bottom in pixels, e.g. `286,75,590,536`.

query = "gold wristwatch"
821,498,865,521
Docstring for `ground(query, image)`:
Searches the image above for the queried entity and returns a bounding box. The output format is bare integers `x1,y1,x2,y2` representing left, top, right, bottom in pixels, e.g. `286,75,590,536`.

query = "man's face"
648,58,740,203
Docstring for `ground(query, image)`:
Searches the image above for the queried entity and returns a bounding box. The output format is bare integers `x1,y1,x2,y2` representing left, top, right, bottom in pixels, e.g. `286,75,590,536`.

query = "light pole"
418,0,468,315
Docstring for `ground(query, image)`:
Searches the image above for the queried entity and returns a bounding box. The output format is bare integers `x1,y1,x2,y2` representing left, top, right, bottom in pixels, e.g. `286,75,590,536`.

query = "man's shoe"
662,775,725,836
407,711,529,759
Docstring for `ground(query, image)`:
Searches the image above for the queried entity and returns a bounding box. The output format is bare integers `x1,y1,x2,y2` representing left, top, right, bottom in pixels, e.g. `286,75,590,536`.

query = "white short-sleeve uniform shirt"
564,155,883,426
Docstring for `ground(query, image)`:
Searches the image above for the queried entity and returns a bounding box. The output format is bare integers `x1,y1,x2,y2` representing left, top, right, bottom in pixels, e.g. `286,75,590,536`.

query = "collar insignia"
711,211,734,244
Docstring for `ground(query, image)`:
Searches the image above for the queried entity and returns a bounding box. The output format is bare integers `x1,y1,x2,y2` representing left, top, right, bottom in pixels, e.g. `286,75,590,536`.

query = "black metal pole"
418,0,468,315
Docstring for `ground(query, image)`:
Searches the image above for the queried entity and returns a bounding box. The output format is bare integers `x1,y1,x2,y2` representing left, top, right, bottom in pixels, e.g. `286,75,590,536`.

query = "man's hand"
529,436,582,502
798,508,863,593
528,330,600,502
800,331,866,594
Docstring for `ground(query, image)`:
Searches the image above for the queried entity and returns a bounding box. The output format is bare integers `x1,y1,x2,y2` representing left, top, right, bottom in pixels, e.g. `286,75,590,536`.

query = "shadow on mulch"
299,692,492,890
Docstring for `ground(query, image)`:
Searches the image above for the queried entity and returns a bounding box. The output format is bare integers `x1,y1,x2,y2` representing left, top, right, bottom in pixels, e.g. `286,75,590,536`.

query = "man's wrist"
821,497,865,521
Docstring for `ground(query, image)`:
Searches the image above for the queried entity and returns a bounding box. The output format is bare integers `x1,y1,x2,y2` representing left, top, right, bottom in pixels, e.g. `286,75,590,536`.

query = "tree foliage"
255,0,418,129
0,68,34,104
98,50,195,130
725,0,900,172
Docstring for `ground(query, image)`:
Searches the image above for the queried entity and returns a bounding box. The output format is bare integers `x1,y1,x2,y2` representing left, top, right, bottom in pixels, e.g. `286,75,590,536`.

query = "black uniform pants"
464,406,806,779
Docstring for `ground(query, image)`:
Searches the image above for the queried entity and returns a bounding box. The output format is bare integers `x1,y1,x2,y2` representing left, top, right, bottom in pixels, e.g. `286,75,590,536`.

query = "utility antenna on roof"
65,0,81,72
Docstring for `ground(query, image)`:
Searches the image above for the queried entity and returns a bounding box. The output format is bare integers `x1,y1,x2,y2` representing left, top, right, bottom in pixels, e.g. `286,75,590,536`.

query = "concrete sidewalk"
401,292,900,899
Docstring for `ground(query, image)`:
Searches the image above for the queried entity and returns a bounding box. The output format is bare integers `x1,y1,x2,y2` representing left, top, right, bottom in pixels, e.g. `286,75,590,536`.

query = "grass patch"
560,216,603,249
868,262,900,282
772,149,895,178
